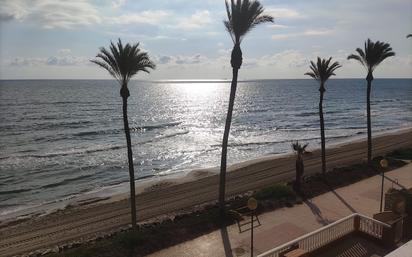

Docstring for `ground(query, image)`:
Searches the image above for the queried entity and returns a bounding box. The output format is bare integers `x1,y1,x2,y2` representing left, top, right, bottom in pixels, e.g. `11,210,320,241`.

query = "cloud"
8,55,89,67
0,0,101,29
58,49,72,55
108,9,213,31
271,34,294,40
154,54,210,66
265,7,302,19
174,10,212,30
270,50,308,68
46,56,88,66
109,10,171,25
0,0,28,21
111,0,126,8
268,24,289,29
1,1,214,33
303,29,334,36
9,57,44,66
272,29,335,40
111,9,213,30
255,50,308,68
157,56,173,64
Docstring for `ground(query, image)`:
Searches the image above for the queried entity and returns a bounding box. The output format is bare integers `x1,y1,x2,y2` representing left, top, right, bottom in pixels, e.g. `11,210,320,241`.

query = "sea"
0,79,411,220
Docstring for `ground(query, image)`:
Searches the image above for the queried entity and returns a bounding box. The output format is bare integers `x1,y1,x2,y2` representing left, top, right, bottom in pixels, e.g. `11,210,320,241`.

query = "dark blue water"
0,79,411,216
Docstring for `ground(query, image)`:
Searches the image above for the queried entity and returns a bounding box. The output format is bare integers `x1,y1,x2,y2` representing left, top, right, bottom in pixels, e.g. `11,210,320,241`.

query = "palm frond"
348,38,395,73
91,39,156,87
224,0,273,43
292,141,308,155
90,60,117,80
304,72,316,79
347,54,365,67
304,57,341,83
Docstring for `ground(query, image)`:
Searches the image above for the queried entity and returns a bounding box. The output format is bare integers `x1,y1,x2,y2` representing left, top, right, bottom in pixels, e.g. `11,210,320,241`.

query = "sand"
0,128,411,256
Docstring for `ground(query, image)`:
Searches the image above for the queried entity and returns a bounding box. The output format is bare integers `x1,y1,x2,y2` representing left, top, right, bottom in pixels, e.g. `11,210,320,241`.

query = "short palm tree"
304,57,341,174
347,39,395,164
219,0,273,216
292,141,308,192
91,39,155,229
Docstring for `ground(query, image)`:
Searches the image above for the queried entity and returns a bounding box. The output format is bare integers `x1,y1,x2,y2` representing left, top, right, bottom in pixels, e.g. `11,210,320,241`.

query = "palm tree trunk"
319,85,326,174
366,78,372,164
295,159,301,191
218,68,238,217
121,86,137,230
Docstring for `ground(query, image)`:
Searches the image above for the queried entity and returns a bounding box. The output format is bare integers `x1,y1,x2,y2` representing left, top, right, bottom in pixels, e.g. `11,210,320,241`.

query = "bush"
114,230,145,250
52,243,107,257
387,148,412,160
253,183,296,201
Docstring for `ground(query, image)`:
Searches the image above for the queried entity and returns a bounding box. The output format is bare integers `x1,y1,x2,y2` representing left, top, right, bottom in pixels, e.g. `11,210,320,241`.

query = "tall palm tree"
292,141,308,192
219,0,273,216
304,57,341,174
91,39,155,229
347,39,395,164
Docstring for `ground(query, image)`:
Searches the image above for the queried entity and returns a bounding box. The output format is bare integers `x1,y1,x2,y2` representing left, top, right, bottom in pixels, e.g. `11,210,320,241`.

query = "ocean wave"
295,111,318,117
74,121,182,137
276,128,319,132
0,144,124,160
0,120,93,133
0,188,33,195
41,174,94,189
247,108,270,113
1,129,189,161
131,121,182,131
211,134,356,148
154,130,189,140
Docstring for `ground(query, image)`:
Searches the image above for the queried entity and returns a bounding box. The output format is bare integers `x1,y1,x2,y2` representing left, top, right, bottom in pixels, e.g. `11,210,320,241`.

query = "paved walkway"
147,163,412,257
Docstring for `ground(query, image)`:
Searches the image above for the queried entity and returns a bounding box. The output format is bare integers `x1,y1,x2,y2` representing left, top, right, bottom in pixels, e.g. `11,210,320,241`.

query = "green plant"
387,148,412,160
254,183,296,201
292,141,309,191
114,230,146,250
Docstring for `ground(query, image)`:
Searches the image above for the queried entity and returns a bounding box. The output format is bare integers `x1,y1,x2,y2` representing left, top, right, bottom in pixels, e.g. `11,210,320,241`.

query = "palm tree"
91,39,155,229
347,39,395,164
292,141,308,192
219,0,273,216
407,34,412,38
304,57,341,174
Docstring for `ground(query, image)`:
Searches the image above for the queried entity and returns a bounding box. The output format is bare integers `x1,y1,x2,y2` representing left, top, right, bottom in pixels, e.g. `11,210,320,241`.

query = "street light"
380,158,388,212
247,197,258,257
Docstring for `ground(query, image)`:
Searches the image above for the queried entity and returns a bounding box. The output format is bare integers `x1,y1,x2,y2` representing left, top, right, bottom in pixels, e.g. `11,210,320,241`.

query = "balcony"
257,213,403,257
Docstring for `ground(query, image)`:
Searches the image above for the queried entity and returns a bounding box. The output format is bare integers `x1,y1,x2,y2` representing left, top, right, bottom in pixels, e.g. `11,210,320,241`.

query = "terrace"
257,213,399,257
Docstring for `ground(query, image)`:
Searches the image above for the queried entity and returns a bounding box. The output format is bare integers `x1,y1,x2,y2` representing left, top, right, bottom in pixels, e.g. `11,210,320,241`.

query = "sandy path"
0,129,411,256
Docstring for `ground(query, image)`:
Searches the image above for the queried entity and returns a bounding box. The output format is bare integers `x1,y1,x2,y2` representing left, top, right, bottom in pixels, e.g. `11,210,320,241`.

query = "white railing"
257,213,390,257
358,214,389,239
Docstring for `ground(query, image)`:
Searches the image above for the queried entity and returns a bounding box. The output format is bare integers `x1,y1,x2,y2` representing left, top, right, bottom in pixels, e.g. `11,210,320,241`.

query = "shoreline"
0,128,411,256
1,126,411,224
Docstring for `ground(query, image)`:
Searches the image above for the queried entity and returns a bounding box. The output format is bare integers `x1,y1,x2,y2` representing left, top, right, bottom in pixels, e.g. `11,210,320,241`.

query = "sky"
0,0,411,80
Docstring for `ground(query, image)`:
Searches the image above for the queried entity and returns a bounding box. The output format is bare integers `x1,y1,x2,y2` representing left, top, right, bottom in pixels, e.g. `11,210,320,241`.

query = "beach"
1,79,411,220
0,128,411,256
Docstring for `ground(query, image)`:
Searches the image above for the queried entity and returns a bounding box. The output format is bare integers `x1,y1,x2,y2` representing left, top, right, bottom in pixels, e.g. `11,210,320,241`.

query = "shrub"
114,230,145,250
387,148,412,160
253,183,296,201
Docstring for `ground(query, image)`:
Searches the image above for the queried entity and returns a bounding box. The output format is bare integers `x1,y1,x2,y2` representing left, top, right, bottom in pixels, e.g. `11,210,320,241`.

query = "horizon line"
1,77,412,82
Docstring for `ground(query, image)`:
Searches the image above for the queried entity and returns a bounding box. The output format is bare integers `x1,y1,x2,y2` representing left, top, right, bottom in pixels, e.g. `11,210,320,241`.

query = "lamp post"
247,197,258,257
380,158,388,212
